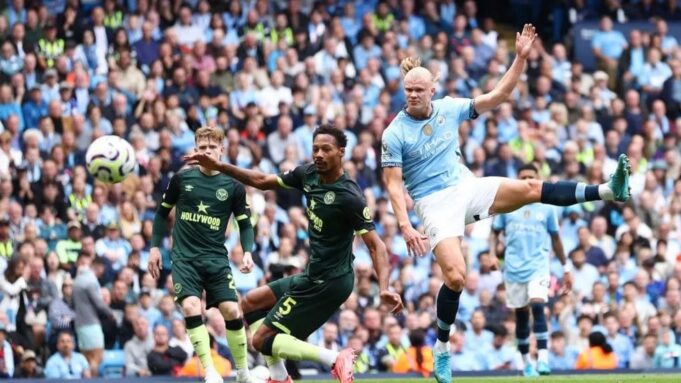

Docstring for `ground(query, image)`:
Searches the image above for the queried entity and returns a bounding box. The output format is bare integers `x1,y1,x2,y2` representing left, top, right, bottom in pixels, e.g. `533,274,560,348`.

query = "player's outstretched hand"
183,151,220,170
380,290,404,314
240,252,254,274
516,24,538,60
149,247,162,280
401,224,429,257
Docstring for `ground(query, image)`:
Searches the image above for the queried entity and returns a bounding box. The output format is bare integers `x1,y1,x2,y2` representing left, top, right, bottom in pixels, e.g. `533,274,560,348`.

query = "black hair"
313,124,347,148
408,329,426,370
588,331,613,354
518,163,539,174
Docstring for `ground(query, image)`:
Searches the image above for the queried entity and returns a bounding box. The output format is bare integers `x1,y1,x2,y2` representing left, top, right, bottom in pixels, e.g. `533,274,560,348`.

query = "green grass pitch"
303,375,681,383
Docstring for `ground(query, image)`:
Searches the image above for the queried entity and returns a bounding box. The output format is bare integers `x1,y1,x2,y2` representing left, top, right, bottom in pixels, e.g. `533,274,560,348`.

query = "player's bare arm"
361,230,403,314
184,152,280,190
551,232,572,294
383,166,428,257
474,24,537,114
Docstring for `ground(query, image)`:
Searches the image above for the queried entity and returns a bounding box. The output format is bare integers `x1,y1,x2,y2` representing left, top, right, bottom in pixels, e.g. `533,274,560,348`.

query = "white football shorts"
505,275,550,309
414,176,503,250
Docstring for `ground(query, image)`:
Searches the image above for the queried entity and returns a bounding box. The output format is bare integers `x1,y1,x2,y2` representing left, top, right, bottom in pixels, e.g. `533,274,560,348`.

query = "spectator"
0,322,13,378
575,331,618,370
592,16,627,88
548,331,578,370
482,326,517,370
393,329,433,377
631,333,658,368
44,331,91,379
653,328,681,368
169,318,193,362
124,316,154,377
377,323,406,372
55,221,83,268
47,275,75,349
603,311,634,368
147,323,187,376
177,335,231,378
13,349,44,378
73,253,114,377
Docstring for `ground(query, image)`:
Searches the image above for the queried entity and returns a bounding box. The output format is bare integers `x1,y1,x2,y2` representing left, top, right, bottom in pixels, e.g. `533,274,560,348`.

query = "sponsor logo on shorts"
216,188,228,201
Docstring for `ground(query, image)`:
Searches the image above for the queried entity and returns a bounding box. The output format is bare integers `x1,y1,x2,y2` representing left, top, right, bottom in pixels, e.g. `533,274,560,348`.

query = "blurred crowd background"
0,0,680,379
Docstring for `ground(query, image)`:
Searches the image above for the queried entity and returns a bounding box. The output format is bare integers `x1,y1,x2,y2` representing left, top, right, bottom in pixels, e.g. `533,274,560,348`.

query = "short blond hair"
195,126,224,143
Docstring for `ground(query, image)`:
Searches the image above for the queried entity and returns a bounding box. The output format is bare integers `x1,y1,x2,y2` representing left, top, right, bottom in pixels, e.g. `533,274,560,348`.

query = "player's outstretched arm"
183,152,280,190
361,230,403,314
474,24,537,115
383,167,429,257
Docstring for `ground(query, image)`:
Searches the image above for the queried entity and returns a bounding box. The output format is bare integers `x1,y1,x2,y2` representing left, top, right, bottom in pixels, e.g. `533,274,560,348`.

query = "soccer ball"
86,135,137,184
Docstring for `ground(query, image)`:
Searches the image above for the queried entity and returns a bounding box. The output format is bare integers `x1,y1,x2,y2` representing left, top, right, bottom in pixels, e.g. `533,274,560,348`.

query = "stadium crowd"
0,0,680,379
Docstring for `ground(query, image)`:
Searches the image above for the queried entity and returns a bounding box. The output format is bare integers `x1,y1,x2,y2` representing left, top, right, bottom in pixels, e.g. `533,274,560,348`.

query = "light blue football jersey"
381,96,477,201
492,204,560,283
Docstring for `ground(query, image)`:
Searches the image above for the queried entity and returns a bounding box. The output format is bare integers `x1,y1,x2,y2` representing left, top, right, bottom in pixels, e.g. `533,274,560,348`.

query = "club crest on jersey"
437,115,445,126
174,283,182,294
324,191,335,204
185,185,194,192
216,188,228,201
422,124,433,136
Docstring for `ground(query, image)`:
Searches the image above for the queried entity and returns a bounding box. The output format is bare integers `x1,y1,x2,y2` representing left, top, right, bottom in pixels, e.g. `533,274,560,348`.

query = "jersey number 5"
277,297,297,316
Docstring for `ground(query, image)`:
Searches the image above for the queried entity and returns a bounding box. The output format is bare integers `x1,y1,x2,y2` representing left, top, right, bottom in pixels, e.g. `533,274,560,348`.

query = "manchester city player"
381,24,630,383
491,164,571,377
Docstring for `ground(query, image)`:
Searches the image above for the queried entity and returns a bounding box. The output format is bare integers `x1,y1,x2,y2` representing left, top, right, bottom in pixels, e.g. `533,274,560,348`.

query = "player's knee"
442,267,465,292
219,301,241,320
181,297,201,317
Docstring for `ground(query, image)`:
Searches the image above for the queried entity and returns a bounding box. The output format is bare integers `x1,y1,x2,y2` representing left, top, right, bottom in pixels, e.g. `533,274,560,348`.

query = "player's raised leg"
490,154,631,215
242,283,290,383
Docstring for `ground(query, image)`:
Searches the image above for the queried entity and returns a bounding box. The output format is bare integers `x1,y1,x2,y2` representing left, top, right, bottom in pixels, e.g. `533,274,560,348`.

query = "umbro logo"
185,185,194,191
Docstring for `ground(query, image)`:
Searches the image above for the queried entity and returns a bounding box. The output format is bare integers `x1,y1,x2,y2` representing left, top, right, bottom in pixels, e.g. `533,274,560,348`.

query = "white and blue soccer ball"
86,135,137,184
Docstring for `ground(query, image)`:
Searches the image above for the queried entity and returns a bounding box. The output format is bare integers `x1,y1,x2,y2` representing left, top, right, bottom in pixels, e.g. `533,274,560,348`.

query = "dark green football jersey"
277,164,375,281
161,167,250,261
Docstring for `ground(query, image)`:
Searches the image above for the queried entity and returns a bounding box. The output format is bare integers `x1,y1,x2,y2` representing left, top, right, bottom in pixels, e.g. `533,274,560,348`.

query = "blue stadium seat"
99,350,126,378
